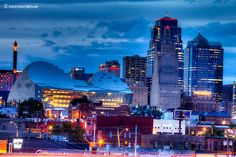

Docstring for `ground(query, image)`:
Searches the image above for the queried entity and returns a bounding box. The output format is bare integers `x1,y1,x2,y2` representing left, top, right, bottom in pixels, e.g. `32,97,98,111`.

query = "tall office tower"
13,41,18,73
99,60,120,78
146,15,183,89
151,25,180,110
123,55,146,85
184,33,223,102
222,84,233,116
123,55,148,106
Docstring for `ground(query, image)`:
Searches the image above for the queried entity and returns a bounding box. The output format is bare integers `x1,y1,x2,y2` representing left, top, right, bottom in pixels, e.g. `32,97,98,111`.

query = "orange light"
48,125,53,131
203,127,207,132
193,91,211,96
98,139,104,146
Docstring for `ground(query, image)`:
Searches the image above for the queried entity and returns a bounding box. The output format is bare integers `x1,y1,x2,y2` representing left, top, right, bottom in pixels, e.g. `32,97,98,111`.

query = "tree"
18,98,45,118
51,122,86,143
69,126,86,143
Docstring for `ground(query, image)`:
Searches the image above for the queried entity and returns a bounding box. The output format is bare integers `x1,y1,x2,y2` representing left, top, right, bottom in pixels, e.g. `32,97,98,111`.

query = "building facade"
99,60,120,78
184,33,223,102
222,84,233,116
182,94,220,113
123,55,146,85
123,55,148,106
96,116,153,147
146,16,183,89
151,24,180,110
131,83,148,106
153,119,187,135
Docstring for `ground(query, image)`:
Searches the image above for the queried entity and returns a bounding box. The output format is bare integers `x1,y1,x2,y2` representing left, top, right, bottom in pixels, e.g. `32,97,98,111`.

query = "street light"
48,125,53,131
117,127,129,148
222,120,226,125
86,121,96,147
10,121,19,138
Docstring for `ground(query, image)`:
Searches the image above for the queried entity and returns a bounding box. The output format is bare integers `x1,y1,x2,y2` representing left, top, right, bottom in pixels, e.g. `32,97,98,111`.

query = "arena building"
8,61,132,108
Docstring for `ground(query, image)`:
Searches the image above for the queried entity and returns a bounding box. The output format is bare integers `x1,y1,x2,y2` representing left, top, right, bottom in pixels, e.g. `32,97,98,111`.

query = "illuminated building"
123,55,146,85
232,82,236,118
182,95,220,112
123,55,147,106
0,41,21,102
8,61,132,108
222,84,233,116
151,24,180,110
99,60,120,78
146,15,183,89
184,33,223,102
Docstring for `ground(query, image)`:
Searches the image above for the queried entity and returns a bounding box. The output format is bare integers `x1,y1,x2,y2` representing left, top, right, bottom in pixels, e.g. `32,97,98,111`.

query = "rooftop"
24,61,131,94
192,112,231,118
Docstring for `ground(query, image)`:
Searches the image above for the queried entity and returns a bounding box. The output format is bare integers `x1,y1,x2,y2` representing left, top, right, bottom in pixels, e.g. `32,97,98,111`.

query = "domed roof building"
8,61,132,108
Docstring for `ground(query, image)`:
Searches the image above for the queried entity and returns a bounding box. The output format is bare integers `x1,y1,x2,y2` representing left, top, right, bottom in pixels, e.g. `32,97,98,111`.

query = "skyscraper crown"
193,33,208,43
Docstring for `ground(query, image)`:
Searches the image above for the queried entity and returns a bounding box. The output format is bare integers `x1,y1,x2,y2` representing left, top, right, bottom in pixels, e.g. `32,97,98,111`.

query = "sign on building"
13,138,23,149
174,110,191,120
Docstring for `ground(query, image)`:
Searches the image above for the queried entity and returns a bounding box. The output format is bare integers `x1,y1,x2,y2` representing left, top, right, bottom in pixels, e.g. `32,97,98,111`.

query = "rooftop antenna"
166,10,169,17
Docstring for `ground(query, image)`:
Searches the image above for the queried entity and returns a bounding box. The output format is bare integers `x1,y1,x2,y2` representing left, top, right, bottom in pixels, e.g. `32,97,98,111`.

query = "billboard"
174,110,191,120
13,138,23,149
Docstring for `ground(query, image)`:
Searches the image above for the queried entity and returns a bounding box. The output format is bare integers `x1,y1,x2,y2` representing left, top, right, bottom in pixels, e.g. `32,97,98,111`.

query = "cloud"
182,22,236,47
43,39,56,47
52,30,63,37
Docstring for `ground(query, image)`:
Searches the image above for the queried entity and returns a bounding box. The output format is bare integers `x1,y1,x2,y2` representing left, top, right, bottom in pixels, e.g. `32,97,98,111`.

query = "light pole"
86,121,96,146
134,124,137,157
10,121,18,138
117,127,129,148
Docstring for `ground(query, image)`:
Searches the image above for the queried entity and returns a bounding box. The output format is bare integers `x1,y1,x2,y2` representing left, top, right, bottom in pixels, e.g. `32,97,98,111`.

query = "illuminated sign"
193,91,211,96
174,110,191,120
13,139,23,149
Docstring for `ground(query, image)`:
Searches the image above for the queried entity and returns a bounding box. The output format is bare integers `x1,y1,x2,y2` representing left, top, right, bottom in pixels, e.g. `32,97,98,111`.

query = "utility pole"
10,121,19,138
134,125,137,157
93,122,96,146
117,127,120,148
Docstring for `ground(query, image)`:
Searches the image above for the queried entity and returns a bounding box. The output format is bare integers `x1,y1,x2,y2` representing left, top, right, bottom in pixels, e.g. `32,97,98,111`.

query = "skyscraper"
123,55,146,85
184,33,223,102
151,25,180,110
123,55,148,106
146,16,183,89
222,84,233,116
99,60,120,78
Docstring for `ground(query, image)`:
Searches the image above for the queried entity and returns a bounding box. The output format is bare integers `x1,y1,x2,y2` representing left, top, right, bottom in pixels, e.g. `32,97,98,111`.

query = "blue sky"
0,0,236,84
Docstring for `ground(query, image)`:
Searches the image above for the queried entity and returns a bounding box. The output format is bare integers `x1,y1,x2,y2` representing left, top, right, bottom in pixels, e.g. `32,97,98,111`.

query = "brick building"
96,116,153,147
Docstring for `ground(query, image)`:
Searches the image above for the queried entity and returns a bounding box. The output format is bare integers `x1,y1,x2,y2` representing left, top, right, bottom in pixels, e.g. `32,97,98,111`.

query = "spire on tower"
13,41,18,52
166,10,169,17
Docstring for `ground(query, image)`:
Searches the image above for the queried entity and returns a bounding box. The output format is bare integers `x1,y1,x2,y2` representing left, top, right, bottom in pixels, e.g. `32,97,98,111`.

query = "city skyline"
0,0,236,84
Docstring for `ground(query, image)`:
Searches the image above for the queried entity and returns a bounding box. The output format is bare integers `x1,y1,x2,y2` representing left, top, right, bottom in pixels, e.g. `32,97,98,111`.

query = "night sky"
0,0,235,84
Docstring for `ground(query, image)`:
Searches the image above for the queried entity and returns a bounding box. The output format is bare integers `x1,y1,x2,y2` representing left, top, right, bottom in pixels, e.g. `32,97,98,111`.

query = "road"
0,153,235,157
